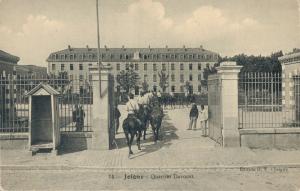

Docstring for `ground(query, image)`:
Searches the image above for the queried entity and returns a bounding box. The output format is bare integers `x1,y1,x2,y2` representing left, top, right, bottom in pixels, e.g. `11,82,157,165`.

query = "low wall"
60,132,92,151
0,132,93,151
0,133,28,150
240,128,300,149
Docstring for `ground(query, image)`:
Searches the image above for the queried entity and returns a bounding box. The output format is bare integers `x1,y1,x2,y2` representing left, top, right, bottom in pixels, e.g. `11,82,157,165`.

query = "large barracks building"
47,45,219,94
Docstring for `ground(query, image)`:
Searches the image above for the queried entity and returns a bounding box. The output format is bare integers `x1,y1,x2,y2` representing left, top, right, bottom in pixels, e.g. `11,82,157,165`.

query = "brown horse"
149,101,164,143
137,105,152,140
122,115,142,156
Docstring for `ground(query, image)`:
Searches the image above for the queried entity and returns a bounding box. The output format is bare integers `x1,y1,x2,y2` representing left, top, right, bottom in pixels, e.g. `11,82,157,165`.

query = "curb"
2,164,300,171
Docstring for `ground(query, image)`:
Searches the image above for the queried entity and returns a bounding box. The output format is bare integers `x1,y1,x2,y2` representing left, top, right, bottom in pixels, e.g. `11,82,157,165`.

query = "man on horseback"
136,91,153,140
125,93,141,126
123,93,143,155
136,92,144,107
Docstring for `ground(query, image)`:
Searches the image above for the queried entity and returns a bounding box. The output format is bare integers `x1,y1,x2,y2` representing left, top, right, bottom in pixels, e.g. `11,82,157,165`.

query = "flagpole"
96,0,102,95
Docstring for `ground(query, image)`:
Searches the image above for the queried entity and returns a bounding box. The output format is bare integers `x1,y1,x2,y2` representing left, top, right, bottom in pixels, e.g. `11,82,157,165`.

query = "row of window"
51,53,218,61
68,74,93,81
117,63,210,71
52,54,95,60
118,73,202,83
116,85,203,93
51,62,212,72
52,63,85,71
281,56,300,63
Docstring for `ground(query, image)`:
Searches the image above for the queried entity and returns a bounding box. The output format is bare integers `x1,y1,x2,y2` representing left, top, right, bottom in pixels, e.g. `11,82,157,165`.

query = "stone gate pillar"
90,66,112,150
217,62,242,147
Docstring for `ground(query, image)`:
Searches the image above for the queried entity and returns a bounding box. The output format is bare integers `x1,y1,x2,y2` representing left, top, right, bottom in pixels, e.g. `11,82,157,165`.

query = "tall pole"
96,0,102,94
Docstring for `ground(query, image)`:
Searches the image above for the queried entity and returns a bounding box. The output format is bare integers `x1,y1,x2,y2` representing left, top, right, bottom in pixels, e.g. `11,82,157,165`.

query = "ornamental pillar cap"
217,61,243,74
220,61,237,66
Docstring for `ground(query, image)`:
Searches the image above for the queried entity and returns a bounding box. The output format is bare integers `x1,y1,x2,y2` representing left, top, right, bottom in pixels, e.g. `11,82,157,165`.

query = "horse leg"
143,128,146,140
158,120,163,141
143,120,148,140
156,127,159,142
137,130,142,150
124,132,131,155
152,126,157,143
129,132,134,154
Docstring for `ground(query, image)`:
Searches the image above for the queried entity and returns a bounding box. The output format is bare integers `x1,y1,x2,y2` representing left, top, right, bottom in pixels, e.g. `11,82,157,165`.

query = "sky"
0,0,299,67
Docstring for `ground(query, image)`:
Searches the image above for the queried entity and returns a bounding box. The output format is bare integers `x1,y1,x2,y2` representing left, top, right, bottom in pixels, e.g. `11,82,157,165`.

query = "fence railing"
0,73,93,133
207,74,222,144
238,72,300,128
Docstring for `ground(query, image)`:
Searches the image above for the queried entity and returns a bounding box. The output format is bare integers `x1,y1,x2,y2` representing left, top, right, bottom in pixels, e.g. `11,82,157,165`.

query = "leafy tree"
116,64,139,94
201,64,218,89
219,51,283,73
158,71,169,92
58,71,68,79
49,71,69,93
141,80,149,93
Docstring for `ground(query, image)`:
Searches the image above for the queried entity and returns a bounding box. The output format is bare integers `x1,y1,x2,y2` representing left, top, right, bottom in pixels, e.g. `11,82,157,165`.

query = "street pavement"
1,106,300,190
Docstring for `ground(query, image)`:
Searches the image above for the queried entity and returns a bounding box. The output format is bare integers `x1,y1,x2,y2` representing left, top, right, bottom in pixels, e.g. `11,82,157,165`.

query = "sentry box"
25,83,60,155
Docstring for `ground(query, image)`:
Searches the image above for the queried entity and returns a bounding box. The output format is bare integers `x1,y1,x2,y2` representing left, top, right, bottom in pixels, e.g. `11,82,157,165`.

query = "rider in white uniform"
125,93,143,127
126,94,139,116
136,92,144,106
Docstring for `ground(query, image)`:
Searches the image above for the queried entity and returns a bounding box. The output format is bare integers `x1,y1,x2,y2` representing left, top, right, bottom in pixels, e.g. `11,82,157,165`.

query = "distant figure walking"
200,105,208,136
188,103,198,130
115,105,121,134
73,105,85,131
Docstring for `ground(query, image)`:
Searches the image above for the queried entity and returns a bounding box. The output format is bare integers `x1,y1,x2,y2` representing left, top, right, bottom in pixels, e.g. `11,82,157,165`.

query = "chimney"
148,45,151,49
200,45,203,49
68,45,71,51
86,45,90,50
183,45,185,49
166,45,168,49
122,45,125,50
104,45,108,50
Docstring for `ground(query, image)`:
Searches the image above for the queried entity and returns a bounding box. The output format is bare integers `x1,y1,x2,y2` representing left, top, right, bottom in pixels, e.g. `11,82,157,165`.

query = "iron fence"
207,74,222,144
238,72,300,128
0,73,93,132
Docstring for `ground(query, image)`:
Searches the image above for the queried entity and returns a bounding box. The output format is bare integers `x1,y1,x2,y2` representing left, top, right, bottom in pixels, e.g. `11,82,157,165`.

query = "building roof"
279,48,300,64
0,50,20,64
25,83,60,96
47,46,219,63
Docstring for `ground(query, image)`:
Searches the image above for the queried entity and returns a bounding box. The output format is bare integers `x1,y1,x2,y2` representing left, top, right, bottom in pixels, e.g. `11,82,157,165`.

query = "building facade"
47,45,219,94
0,50,20,76
0,49,47,77
16,65,47,77
279,48,300,121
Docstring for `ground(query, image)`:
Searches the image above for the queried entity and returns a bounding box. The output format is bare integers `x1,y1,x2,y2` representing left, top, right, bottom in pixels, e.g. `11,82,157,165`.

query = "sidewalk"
1,107,300,170
2,147,300,170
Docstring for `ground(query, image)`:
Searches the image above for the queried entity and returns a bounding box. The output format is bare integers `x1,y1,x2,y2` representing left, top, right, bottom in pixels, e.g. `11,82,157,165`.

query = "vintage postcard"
0,0,300,190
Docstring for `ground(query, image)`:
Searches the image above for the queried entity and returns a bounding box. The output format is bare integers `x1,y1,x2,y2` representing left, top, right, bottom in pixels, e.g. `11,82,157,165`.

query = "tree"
58,71,68,79
141,80,149,93
158,71,169,92
116,65,139,94
201,65,217,89
51,71,69,93
219,51,283,73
